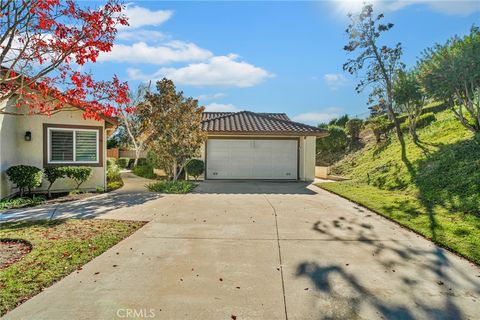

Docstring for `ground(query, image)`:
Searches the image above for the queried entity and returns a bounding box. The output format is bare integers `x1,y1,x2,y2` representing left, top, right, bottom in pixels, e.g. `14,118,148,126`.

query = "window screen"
50,130,74,161
75,131,97,161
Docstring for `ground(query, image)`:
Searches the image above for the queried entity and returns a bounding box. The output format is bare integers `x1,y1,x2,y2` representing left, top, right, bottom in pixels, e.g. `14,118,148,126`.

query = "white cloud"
324,73,347,90
99,41,213,64
117,30,167,42
196,93,227,101
292,108,343,125
203,103,240,112
127,54,273,87
331,0,480,16
122,6,173,29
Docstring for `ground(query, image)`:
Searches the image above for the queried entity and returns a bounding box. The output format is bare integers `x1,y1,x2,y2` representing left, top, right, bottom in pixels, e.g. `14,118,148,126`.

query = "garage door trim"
205,136,301,180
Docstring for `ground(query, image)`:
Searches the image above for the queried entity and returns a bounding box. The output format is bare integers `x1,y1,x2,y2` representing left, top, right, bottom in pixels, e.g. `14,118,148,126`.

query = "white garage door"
206,139,298,179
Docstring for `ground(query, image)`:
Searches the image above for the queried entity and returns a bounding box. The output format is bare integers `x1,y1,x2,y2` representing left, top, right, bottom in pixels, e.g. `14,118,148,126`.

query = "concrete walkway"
0,171,161,223
3,180,480,319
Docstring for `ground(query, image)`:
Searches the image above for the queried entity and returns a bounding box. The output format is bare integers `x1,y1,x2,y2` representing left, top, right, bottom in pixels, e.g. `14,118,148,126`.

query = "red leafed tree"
0,0,130,119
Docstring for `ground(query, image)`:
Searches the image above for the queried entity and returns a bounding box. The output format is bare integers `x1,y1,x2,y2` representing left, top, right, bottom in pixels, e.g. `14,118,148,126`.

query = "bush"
400,112,436,132
366,116,391,143
106,158,116,167
107,180,123,191
317,126,348,153
6,165,43,196
132,164,156,179
63,166,92,189
146,180,195,194
345,119,363,142
107,163,122,182
43,167,66,197
137,158,147,166
117,158,129,169
185,159,204,180
0,195,45,210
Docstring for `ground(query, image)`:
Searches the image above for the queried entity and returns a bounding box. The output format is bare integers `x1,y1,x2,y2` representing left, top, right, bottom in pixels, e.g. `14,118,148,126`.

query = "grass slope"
0,219,145,316
319,110,480,264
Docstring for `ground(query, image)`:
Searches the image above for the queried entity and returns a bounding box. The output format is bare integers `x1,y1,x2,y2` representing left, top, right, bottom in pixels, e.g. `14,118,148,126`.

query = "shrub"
6,165,43,196
137,158,147,166
63,166,92,189
400,112,436,132
106,158,116,167
107,163,122,182
0,195,45,210
107,180,123,191
185,159,204,181
117,157,129,169
146,180,195,194
43,167,66,198
345,118,364,143
366,116,391,143
317,126,348,153
132,164,156,179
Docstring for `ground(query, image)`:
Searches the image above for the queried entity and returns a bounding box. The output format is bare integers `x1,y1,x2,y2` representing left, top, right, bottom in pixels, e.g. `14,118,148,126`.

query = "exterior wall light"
25,131,32,141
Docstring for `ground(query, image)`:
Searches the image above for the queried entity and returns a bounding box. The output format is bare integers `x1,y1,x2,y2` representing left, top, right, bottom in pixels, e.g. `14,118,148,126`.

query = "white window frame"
47,127,99,164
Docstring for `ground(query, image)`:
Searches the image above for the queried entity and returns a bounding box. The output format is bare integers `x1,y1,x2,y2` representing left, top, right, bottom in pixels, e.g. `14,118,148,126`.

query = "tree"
345,118,363,147
117,83,151,167
328,114,350,127
137,79,206,181
366,116,391,143
418,26,480,133
343,4,407,159
44,167,66,198
393,70,425,142
0,0,130,119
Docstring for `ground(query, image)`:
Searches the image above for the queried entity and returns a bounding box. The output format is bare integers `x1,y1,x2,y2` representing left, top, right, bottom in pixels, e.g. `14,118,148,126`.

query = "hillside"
318,109,480,264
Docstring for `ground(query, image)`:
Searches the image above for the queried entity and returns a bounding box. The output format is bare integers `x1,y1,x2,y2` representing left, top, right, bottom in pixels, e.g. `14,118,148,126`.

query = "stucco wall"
0,100,107,198
198,135,317,181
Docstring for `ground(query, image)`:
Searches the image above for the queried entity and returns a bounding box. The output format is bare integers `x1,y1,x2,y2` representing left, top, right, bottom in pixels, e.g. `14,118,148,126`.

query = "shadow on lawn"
296,212,480,320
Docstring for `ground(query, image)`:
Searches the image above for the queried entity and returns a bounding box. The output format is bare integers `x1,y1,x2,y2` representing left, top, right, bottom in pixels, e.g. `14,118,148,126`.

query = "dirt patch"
0,240,31,269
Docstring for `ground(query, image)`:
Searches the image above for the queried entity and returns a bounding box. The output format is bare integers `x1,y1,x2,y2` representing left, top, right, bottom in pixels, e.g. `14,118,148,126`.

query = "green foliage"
132,164,156,179
328,114,350,127
117,157,129,169
136,158,147,166
316,126,349,166
332,110,479,215
6,165,43,196
136,78,206,180
146,180,195,194
185,159,205,180
107,180,123,191
0,195,45,210
345,119,363,142
366,116,391,143
419,26,480,132
63,167,92,189
107,163,122,183
400,112,436,131
43,167,66,197
106,157,116,167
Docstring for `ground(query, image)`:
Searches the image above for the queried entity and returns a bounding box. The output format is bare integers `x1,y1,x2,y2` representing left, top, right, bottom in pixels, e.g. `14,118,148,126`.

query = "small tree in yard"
44,167,66,198
137,79,206,181
185,159,205,181
393,70,426,143
419,26,480,133
343,4,407,159
6,165,43,197
64,167,92,190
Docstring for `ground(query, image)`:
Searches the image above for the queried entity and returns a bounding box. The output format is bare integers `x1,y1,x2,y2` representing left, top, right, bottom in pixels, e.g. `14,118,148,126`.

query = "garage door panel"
207,139,297,179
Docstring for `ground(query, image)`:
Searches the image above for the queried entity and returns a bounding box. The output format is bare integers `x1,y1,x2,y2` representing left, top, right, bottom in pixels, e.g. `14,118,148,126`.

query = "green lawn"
317,181,480,265
0,219,146,316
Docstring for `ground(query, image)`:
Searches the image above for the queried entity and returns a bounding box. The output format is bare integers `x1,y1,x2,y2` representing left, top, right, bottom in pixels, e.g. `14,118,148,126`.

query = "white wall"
0,100,107,198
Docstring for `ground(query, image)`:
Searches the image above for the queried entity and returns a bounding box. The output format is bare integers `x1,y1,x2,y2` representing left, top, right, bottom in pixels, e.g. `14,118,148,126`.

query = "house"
197,111,327,181
0,97,117,198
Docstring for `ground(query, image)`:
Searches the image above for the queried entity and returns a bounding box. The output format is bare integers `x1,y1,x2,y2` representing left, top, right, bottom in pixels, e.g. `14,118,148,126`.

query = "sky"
88,0,480,125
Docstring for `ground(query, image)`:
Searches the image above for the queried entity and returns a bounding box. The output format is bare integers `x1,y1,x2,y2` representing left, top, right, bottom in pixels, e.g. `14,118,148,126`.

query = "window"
48,127,99,164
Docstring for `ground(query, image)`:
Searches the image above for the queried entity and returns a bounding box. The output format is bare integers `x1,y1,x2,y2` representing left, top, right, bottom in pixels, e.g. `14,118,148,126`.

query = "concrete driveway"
4,181,480,320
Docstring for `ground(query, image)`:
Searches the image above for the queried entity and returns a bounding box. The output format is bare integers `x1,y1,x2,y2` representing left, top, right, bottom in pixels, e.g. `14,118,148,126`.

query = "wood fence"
107,148,148,159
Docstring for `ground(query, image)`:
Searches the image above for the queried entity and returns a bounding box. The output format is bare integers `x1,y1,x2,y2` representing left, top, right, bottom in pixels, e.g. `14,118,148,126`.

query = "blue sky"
90,0,480,125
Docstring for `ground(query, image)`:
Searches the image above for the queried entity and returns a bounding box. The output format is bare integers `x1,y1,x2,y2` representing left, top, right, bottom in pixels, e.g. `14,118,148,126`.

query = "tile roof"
201,111,327,136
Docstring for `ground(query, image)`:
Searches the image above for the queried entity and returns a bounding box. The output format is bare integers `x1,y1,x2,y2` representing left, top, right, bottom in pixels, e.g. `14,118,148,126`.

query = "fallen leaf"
231,315,237,320
219,278,223,282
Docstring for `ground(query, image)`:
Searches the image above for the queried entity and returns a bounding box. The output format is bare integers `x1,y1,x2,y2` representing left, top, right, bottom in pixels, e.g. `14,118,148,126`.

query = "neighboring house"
197,111,327,181
0,97,117,198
